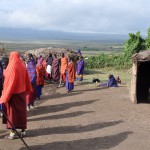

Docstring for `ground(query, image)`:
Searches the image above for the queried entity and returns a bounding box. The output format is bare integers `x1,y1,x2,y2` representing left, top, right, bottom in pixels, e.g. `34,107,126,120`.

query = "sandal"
4,132,19,140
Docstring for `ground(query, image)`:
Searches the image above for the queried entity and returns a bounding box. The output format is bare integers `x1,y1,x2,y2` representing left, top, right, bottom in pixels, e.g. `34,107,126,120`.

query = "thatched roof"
132,50,150,62
22,47,78,60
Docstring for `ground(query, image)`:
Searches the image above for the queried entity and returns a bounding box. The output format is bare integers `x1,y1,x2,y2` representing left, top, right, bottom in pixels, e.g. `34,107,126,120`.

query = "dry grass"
83,68,132,87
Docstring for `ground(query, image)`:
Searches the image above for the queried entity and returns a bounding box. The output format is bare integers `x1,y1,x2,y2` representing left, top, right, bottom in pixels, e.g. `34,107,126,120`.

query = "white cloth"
46,65,52,74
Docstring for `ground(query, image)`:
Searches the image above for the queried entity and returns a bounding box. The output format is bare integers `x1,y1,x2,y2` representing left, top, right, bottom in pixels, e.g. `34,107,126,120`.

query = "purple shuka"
76,58,84,81
108,75,118,87
26,59,36,87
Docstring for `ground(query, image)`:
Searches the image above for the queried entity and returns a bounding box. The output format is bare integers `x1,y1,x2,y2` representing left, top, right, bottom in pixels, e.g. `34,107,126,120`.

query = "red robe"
52,58,60,81
36,65,45,86
67,61,75,83
60,56,68,74
0,51,32,129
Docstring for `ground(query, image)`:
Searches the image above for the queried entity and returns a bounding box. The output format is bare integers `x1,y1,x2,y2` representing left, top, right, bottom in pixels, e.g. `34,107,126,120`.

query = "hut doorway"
136,61,150,103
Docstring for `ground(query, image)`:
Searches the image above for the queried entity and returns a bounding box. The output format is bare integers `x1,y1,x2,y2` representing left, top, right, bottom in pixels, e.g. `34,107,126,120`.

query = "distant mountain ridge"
0,27,128,43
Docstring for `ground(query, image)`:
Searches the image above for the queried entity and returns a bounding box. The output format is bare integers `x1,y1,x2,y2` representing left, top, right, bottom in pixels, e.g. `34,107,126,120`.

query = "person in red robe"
51,54,60,83
0,52,32,139
65,57,75,92
58,52,68,87
36,57,45,99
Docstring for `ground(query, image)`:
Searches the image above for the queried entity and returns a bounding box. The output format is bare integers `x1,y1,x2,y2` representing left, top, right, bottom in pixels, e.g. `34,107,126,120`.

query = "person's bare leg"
57,79,62,88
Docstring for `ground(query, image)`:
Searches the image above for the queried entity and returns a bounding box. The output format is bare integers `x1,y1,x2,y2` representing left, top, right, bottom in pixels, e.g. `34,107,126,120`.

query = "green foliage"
84,53,132,70
85,27,150,70
123,32,145,58
145,27,150,49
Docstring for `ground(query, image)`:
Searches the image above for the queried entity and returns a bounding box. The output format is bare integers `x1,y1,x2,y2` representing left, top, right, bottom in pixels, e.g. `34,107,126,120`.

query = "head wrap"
77,49,82,56
37,57,43,65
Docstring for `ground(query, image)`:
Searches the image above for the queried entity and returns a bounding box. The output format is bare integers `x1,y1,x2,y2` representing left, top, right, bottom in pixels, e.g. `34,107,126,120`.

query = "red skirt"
3,92,27,129
26,88,36,105
60,73,66,82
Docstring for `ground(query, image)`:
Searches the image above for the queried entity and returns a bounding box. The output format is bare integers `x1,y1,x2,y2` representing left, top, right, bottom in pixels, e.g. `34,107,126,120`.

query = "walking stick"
0,104,30,150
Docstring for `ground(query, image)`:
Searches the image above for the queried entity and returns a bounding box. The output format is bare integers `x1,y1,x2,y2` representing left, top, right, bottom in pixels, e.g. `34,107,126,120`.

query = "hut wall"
130,62,137,103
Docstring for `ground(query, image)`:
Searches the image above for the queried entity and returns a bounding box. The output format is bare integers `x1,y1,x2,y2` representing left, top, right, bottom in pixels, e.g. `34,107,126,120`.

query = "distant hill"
0,27,128,43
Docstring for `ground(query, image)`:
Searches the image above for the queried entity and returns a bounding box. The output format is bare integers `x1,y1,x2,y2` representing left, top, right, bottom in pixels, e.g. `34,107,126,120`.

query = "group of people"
26,50,85,110
58,50,85,92
0,49,85,140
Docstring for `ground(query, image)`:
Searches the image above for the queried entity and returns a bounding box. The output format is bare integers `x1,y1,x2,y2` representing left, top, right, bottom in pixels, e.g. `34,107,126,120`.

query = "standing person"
0,57,9,117
26,53,37,111
1,57,9,71
42,57,47,72
0,60,3,96
36,56,45,99
0,52,32,139
0,60,4,117
58,52,68,87
77,49,82,57
66,57,75,92
51,54,60,83
76,55,85,83
46,53,53,83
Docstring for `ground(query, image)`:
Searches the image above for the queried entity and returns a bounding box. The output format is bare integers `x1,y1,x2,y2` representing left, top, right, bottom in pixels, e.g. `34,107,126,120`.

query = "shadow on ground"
0,130,7,135
28,111,94,122
26,120,123,137
20,131,133,150
73,87,108,92
43,85,106,101
28,99,99,117
35,80,108,107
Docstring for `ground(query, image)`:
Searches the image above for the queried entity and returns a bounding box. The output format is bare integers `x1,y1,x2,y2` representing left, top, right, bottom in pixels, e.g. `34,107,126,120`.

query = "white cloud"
0,0,150,34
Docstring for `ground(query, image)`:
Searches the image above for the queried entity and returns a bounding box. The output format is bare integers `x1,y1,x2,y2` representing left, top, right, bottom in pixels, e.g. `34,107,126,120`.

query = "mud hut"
130,50,150,103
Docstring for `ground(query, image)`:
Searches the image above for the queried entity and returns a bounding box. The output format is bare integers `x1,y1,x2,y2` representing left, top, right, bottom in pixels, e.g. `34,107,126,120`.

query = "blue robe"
66,71,74,91
76,59,84,81
108,76,118,87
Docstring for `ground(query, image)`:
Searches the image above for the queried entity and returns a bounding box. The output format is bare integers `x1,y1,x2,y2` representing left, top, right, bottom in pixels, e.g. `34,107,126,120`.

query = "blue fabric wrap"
0,104,3,111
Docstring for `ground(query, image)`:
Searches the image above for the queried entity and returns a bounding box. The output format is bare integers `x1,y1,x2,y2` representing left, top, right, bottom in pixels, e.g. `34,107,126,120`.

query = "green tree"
145,27,150,49
123,32,145,59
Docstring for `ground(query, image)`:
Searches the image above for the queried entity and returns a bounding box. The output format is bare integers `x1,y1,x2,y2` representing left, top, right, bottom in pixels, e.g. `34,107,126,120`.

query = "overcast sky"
0,0,149,34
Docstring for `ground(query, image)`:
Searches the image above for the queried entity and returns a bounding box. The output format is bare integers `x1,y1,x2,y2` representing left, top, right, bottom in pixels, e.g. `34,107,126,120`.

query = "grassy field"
83,68,132,87
0,40,131,84
1,40,124,53
1,40,131,86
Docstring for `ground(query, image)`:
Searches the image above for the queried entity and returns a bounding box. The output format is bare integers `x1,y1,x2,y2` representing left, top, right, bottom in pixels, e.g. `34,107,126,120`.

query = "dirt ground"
0,81,150,150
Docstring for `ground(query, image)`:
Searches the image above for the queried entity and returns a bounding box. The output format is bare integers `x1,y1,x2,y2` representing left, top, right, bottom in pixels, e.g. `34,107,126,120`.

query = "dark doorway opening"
137,61,150,103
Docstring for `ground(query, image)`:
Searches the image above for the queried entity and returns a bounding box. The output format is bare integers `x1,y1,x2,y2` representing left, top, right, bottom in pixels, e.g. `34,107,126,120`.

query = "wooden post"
130,62,137,103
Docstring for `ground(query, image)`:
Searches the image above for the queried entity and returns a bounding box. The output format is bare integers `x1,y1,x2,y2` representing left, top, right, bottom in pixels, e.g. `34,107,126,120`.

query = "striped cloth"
60,57,68,74
67,61,75,83
26,59,36,86
76,58,84,75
